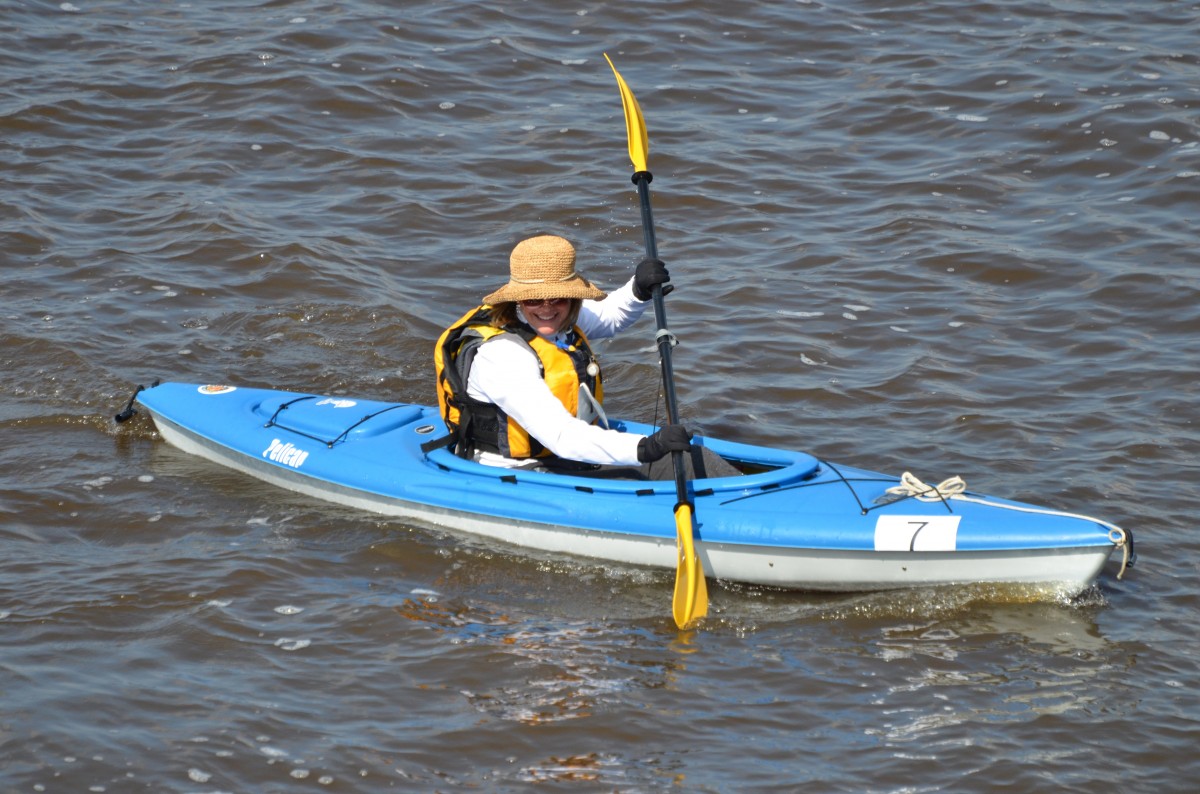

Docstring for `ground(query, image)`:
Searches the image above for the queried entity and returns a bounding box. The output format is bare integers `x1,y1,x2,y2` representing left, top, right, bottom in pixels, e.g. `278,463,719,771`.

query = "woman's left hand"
634,256,673,301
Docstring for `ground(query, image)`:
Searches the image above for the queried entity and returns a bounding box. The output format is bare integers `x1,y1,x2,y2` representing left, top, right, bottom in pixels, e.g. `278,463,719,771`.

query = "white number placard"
874,515,962,552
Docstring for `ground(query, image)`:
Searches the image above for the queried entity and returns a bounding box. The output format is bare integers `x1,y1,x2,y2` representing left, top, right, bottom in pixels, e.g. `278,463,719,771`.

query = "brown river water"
3,1,1199,791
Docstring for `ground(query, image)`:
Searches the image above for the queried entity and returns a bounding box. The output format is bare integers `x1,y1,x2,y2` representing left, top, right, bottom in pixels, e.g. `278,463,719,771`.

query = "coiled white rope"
885,471,1132,579
886,471,967,501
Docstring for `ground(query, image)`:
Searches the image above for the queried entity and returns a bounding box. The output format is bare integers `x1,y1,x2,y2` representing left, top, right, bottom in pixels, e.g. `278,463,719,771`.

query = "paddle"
604,54,708,630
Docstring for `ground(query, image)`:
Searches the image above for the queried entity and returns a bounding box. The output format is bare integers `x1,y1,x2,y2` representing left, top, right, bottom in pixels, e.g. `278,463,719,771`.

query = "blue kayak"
125,381,1132,595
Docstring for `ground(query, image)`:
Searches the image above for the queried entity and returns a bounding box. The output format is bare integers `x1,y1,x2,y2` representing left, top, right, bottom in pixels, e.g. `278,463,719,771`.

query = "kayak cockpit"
423,433,821,497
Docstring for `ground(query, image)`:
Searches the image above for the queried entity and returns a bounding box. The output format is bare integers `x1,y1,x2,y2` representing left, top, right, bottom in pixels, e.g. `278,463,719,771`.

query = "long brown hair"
488,300,582,334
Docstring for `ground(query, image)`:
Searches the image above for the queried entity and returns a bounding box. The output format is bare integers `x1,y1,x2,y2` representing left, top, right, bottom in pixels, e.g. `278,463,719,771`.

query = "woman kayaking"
434,234,734,478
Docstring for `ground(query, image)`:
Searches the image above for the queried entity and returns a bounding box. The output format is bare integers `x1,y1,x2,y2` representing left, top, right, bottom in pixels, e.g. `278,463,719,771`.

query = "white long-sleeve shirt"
465,277,652,468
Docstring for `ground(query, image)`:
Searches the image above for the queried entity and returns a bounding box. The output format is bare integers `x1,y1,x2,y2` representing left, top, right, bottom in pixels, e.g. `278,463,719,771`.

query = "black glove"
636,424,692,463
633,256,674,301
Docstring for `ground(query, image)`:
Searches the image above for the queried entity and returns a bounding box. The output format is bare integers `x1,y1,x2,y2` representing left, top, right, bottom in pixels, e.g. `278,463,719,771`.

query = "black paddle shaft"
633,170,690,505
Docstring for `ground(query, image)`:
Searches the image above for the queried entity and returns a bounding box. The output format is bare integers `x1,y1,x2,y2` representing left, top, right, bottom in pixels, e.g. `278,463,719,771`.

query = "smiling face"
519,297,571,337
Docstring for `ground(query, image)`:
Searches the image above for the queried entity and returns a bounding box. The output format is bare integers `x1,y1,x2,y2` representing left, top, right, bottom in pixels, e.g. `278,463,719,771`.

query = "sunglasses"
518,298,570,308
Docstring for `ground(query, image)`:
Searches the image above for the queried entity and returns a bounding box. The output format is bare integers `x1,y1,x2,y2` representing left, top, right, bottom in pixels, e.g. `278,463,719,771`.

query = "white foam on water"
274,605,303,615
956,114,988,122
59,2,79,10
275,638,311,651
83,476,113,490
439,101,455,109
290,17,306,23
1149,130,1171,140
776,310,824,318
187,769,211,783
137,474,154,482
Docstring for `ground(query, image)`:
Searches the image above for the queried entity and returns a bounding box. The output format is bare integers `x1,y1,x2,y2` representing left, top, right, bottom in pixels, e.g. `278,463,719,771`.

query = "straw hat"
483,235,607,304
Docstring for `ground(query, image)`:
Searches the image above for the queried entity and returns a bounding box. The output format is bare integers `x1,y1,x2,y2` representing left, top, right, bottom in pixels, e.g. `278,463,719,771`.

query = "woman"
434,234,693,473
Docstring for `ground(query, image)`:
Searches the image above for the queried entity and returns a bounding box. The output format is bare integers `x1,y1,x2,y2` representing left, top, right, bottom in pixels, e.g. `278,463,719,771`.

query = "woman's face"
519,298,570,337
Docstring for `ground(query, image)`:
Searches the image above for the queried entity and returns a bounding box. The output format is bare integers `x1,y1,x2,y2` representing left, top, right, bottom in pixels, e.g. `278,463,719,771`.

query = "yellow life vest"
433,306,603,459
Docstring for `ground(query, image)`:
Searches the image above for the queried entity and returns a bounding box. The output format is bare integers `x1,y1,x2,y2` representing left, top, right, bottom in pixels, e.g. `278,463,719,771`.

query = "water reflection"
864,597,1124,746
394,592,677,727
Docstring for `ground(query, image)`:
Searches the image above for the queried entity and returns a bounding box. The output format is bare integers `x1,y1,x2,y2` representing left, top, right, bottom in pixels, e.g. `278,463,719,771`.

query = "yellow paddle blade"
603,53,649,173
672,503,709,629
